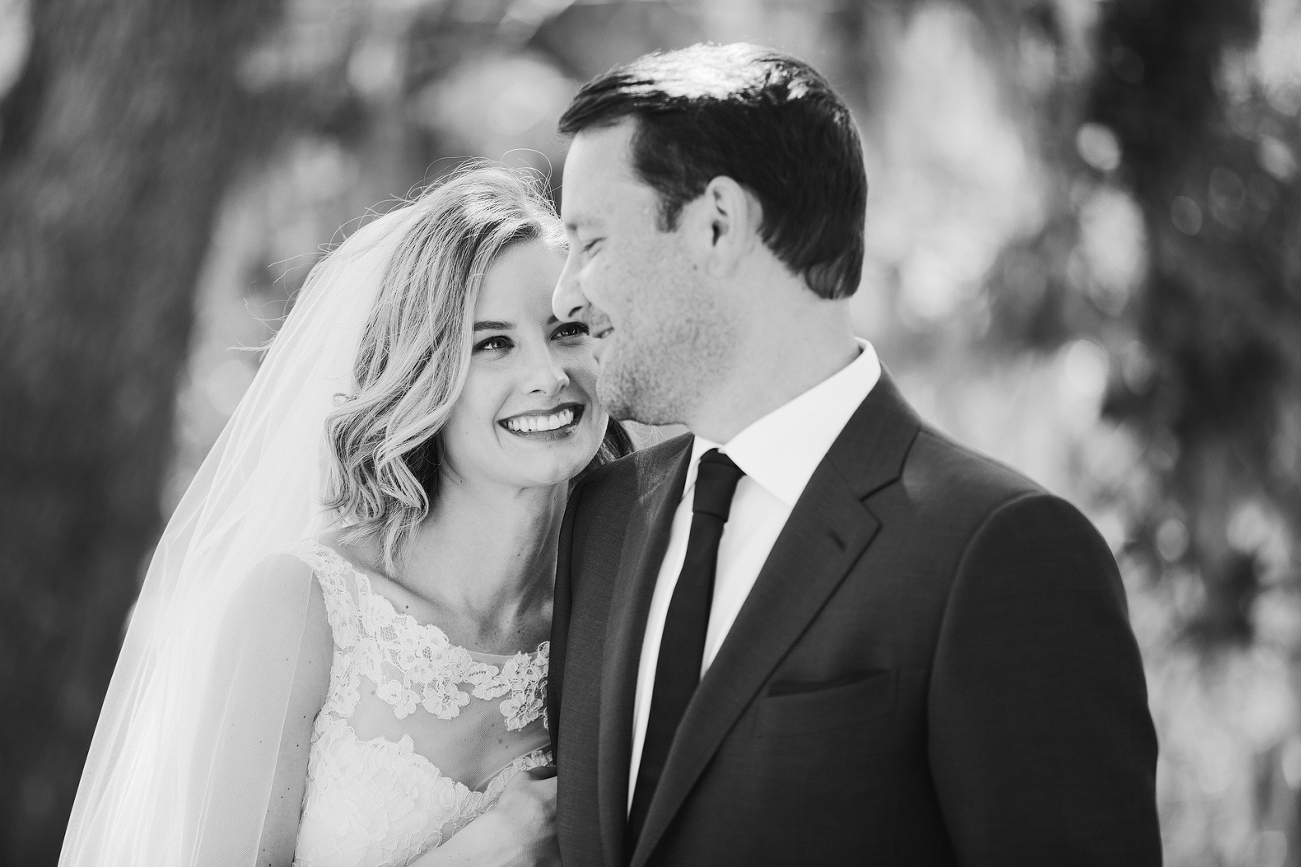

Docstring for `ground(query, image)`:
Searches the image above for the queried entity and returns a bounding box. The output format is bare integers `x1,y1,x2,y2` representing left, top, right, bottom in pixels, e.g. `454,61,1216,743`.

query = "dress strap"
281,541,362,650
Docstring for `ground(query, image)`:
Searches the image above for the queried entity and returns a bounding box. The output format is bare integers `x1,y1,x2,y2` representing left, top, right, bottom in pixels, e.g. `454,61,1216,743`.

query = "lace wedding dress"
286,542,552,867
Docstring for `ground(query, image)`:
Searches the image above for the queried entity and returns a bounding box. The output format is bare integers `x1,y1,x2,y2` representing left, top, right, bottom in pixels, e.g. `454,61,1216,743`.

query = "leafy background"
1,0,1299,863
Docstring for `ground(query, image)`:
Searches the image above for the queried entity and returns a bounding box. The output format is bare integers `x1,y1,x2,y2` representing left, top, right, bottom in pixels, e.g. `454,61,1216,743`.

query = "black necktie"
628,448,745,846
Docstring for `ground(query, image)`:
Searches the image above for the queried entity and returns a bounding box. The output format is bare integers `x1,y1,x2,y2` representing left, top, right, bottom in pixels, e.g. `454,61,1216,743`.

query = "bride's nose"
528,367,569,396
522,346,570,396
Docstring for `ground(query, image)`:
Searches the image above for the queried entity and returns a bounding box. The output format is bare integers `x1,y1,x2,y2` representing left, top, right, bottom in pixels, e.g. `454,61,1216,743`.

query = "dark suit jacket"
548,372,1161,867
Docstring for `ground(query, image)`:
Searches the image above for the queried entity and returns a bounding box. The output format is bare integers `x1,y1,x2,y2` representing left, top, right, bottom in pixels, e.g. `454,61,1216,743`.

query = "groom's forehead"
561,131,644,223
564,124,637,187
561,178,655,231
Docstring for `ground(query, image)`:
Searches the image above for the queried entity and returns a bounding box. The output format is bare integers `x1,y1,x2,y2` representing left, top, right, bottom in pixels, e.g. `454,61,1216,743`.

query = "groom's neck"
686,289,860,443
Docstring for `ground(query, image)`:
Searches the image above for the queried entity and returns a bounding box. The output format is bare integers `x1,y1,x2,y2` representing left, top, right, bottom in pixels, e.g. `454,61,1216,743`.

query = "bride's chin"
499,438,599,480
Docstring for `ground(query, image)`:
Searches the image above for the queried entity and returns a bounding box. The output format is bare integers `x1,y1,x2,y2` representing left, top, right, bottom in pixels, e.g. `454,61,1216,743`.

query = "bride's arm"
409,767,559,867
259,559,334,863
207,554,333,867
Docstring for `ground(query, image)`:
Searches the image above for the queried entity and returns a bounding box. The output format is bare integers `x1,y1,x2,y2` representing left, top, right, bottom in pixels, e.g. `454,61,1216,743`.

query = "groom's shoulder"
903,419,1048,516
848,373,1048,521
887,422,1112,577
576,431,693,506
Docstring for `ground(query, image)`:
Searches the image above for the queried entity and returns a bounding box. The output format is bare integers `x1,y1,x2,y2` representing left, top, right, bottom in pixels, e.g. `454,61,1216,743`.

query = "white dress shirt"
627,339,882,811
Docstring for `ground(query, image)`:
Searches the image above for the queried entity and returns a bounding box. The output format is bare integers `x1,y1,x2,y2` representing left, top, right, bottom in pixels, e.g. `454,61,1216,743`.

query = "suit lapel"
596,438,692,866
629,372,921,867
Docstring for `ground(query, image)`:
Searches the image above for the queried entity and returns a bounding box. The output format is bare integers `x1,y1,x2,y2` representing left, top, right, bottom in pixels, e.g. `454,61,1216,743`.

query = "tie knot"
692,449,745,522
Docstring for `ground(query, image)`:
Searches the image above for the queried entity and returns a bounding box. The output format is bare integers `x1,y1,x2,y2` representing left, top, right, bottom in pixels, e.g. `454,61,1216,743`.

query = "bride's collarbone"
316,534,549,655
373,573,547,656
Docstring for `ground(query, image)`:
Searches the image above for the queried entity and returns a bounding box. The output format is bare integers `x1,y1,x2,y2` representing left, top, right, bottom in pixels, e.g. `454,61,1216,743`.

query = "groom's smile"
586,314,615,362
554,120,734,427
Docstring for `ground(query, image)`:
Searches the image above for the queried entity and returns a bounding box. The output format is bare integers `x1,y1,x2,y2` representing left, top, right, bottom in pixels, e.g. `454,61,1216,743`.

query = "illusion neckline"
318,713,551,794
304,541,549,662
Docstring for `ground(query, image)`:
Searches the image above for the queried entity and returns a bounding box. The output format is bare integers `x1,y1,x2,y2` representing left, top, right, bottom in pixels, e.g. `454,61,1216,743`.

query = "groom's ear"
682,176,762,278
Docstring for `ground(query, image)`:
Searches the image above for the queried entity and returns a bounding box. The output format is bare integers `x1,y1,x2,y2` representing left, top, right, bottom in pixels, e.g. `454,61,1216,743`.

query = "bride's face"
438,238,607,491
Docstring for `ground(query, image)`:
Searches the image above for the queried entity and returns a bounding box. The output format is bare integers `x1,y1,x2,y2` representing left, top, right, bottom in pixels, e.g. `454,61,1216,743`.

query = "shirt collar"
683,339,881,508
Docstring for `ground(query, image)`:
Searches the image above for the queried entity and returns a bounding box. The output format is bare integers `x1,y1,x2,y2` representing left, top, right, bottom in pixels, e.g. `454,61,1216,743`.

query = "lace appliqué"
295,715,551,867
283,541,553,867
497,649,549,732
284,541,549,729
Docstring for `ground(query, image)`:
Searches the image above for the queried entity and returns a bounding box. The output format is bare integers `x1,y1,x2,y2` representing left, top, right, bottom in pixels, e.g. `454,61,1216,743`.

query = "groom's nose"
553,255,586,322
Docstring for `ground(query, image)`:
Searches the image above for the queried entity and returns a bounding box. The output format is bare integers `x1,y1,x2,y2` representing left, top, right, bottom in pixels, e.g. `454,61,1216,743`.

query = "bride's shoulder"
250,531,368,580
234,547,326,619
235,532,380,633
307,531,384,577
233,534,364,624
215,548,335,709
217,547,336,663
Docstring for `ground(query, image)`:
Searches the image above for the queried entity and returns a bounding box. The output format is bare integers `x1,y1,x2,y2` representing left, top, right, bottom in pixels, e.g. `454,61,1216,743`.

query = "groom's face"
554,120,732,425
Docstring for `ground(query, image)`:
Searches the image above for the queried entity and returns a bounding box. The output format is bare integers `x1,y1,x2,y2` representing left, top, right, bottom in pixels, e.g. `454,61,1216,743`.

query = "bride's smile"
499,403,584,436
438,237,605,492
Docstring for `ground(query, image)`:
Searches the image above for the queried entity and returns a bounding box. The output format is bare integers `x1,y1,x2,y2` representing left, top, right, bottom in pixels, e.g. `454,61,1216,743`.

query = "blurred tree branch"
972,0,1301,653
1088,0,1301,644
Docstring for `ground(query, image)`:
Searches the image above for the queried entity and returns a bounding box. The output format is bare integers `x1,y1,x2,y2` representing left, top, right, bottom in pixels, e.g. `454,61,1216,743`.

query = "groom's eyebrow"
563,213,599,232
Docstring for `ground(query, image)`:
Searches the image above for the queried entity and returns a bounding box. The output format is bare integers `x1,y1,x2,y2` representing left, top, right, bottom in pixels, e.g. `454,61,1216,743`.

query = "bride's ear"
681,176,761,278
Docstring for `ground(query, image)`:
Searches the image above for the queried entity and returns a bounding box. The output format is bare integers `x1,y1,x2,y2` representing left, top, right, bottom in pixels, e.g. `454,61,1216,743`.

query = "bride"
60,165,630,866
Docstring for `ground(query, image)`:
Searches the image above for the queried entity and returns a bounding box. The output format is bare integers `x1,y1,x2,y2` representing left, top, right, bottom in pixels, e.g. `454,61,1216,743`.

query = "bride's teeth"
506,407,575,433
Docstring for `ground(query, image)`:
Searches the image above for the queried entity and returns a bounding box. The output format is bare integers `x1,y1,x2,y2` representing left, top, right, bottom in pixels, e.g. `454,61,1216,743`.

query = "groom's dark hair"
558,43,867,300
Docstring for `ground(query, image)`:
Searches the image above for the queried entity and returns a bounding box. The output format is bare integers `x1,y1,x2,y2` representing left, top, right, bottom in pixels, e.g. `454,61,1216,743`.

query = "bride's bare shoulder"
312,528,385,576
213,551,333,687
237,529,371,588
246,548,318,592
214,547,335,729
232,542,340,628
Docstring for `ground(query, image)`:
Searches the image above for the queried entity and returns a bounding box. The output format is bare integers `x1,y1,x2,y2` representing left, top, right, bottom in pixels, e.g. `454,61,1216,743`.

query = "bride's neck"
396,474,566,621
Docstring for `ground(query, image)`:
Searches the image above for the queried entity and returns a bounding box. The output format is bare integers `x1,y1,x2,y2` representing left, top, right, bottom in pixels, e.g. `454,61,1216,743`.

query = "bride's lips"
498,403,586,441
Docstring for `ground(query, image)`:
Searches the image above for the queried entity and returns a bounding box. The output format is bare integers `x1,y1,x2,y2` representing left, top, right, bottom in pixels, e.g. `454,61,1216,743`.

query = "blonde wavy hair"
323,164,588,572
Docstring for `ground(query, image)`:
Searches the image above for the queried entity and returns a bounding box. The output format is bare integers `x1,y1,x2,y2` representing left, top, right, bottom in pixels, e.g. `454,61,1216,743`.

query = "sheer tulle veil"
60,203,424,866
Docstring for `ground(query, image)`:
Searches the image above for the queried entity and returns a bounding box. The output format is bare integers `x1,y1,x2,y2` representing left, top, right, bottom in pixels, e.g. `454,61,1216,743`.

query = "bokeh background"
1,0,1299,862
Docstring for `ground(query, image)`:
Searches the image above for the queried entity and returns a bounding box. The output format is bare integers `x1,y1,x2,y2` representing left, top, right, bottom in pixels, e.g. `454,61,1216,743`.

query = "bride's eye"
474,335,512,353
552,322,589,341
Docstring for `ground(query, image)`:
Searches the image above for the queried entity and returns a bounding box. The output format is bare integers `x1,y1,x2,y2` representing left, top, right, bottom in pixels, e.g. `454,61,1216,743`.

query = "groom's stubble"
594,253,741,430
556,120,744,429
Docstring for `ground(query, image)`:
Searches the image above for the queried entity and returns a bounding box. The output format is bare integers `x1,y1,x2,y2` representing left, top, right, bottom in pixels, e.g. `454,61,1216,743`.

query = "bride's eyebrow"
474,315,561,332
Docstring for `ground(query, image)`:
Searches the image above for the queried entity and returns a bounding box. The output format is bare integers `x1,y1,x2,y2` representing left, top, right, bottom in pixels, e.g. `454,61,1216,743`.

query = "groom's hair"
558,43,866,300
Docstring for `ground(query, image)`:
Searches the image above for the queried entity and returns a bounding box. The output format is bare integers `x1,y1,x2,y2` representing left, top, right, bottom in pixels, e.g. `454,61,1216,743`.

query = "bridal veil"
60,202,423,866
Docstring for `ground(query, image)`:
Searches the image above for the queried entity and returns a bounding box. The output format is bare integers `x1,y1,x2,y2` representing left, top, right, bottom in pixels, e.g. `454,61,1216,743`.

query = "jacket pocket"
753,669,895,738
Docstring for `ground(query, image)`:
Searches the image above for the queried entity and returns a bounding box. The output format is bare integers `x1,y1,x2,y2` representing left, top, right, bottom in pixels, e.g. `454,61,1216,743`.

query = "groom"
548,43,1161,866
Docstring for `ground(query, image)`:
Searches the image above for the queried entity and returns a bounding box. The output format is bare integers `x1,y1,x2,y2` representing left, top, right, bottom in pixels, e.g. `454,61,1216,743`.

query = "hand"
493,765,559,867
407,765,559,867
